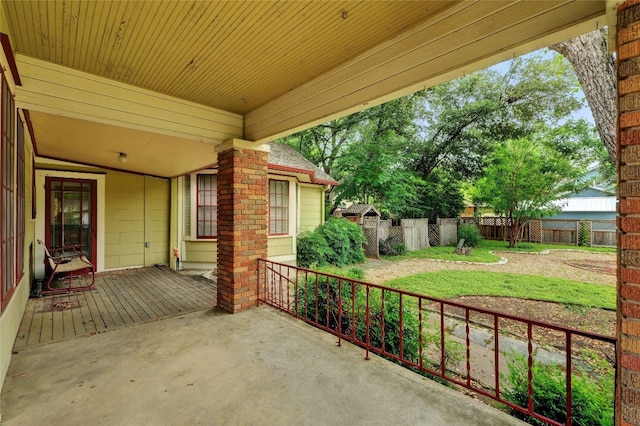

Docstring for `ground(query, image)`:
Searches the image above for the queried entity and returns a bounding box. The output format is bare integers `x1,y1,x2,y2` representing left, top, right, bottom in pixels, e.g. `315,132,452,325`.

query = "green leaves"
503,353,614,426
472,137,587,246
296,218,366,268
279,49,600,225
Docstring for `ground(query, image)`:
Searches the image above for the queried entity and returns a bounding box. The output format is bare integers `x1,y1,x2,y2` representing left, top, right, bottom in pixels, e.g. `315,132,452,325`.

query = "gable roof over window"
267,143,338,186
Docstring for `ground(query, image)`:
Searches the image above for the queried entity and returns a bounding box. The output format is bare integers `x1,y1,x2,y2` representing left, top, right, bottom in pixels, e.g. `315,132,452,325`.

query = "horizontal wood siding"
15,55,242,142
299,186,323,232
144,176,170,266
268,236,294,257
184,241,217,263
105,172,145,269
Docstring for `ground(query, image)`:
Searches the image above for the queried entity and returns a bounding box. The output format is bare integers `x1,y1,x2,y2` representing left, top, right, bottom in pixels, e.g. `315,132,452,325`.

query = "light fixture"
118,152,128,164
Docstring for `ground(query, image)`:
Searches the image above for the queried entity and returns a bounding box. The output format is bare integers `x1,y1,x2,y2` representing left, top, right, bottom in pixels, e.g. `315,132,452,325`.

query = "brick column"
619,2,640,424
216,140,268,313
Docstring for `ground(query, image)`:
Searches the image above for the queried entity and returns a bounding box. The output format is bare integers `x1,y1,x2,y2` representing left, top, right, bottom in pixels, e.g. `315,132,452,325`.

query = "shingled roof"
343,204,380,217
268,143,338,186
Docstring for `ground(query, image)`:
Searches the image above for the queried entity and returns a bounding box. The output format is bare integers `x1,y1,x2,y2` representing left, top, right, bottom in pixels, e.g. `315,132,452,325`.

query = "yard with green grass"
384,270,614,309
360,240,616,335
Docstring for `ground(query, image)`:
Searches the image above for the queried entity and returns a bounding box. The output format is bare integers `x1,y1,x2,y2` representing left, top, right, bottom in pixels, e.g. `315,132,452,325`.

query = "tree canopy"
278,49,605,223
472,137,588,248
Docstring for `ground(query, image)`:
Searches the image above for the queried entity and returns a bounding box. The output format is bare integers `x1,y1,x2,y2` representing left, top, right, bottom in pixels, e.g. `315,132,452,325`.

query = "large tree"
473,132,593,248
551,29,617,160
279,51,594,220
281,95,421,177
410,52,585,182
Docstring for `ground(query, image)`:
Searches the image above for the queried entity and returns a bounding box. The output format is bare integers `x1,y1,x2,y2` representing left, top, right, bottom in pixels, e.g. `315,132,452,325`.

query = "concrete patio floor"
1,306,526,425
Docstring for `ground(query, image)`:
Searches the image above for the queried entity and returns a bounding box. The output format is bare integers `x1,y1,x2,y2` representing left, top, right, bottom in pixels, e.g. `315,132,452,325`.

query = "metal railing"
257,259,616,426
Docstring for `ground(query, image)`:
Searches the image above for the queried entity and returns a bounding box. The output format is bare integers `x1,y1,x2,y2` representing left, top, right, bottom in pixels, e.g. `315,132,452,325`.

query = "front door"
45,177,97,264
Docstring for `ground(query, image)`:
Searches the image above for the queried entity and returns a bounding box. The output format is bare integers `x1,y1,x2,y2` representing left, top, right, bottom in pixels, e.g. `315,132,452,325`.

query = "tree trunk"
508,225,519,248
551,29,617,160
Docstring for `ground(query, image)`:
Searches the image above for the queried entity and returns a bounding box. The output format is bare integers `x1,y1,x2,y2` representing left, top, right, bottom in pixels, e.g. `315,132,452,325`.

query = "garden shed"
342,204,381,225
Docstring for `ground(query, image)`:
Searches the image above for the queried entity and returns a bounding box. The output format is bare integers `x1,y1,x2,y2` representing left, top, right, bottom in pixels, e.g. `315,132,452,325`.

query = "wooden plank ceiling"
1,0,609,177
4,1,454,114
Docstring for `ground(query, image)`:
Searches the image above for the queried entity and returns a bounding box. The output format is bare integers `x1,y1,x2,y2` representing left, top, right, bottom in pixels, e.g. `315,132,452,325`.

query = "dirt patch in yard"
363,250,616,338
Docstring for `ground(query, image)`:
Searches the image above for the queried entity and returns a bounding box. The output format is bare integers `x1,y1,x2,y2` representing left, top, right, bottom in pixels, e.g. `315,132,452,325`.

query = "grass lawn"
480,239,616,253
383,239,615,264
384,270,615,310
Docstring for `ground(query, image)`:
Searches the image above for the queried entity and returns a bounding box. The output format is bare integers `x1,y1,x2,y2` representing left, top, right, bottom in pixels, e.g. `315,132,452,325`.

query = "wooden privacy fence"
363,217,459,258
476,217,616,247
401,219,430,251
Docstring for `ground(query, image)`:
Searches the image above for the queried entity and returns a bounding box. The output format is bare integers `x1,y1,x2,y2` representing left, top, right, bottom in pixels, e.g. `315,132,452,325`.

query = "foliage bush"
379,239,406,256
295,271,465,370
393,244,407,256
457,223,483,247
297,230,332,268
319,218,367,266
503,353,614,426
578,220,592,247
297,218,366,267
296,275,421,362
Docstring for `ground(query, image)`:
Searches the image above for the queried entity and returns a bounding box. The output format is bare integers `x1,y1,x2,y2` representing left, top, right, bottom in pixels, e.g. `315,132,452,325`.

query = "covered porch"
13,267,216,350
3,1,640,423
1,306,524,425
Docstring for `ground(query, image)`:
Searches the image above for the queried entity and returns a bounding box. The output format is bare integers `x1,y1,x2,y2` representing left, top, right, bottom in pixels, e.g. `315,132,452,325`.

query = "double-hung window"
269,180,289,235
196,174,217,239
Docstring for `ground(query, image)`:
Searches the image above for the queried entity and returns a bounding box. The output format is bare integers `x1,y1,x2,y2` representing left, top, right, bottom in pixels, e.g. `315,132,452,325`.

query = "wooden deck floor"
13,266,217,350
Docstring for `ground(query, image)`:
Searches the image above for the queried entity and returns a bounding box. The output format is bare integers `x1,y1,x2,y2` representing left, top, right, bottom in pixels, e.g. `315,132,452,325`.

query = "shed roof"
343,204,381,217
268,143,338,186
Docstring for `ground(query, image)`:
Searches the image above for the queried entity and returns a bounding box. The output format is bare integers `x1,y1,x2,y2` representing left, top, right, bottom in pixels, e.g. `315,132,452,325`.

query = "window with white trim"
269,179,289,235
196,174,217,239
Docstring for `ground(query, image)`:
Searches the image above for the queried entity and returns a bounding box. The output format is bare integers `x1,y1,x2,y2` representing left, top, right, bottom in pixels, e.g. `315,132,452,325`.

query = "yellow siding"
169,178,179,270
104,173,145,269
268,236,294,257
185,241,218,263
15,55,243,143
299,185,323,232
0,276,30,390
144,176,170,266
105,173,170,268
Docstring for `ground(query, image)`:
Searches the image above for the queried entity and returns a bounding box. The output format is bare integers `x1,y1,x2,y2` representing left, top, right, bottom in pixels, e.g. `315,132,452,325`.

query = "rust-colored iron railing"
257,259,616,426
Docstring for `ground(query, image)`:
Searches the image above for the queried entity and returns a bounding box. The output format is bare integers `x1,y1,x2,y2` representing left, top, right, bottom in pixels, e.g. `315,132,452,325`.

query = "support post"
216,139,269,313
618,2,640,423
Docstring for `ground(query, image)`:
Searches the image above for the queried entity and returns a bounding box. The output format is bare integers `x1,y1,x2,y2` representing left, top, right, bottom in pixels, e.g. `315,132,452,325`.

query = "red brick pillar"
216,140,268,313
619,2,640,424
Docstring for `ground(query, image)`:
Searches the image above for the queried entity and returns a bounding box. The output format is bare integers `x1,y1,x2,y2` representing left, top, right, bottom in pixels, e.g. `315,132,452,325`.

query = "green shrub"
503,353,614,426
578,221,592,247
355,290,421,363
319,218,366,266
393,243,406,256
379,239,405,256
297,219,366,267
297,230,331,268
315,266,364,281
295,270,361,335
295,271,466,370
458,223,483,247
